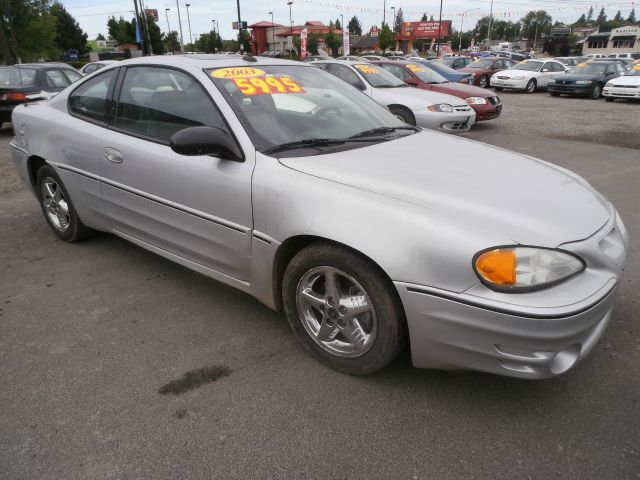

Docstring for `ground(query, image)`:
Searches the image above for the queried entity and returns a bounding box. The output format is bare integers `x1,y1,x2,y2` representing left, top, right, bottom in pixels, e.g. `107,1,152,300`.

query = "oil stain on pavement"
158,366,231,395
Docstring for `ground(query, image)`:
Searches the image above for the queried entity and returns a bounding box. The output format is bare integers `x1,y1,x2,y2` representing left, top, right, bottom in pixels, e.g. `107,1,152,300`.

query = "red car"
458,57,517,88
372,60,502,121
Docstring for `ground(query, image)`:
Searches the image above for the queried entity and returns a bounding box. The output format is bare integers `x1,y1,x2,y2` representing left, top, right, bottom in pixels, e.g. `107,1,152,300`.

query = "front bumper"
603,86,640,99
490,77,527,90
471,102,502,121
395,210,628,379
414,108,475,133
548,84,593,95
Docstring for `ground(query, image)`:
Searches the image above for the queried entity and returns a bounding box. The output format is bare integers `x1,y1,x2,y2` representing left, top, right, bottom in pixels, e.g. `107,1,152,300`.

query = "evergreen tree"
50,2,89,54
430,15,435,21
335,18,341,31
595,7,606,25
574,14,587,27
347,16,362,35
96,33,106,41
613,10,623,21
1,0,58,63
420,13,427,21
393,8,404,34
586,6,594,23
378,22,394,50
627,8,636,23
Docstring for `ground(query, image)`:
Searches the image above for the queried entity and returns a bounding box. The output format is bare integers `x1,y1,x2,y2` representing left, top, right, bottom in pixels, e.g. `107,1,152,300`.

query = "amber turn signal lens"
475,249,516,285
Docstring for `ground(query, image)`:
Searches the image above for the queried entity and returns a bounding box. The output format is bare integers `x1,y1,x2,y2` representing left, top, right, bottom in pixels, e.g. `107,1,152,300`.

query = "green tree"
1,0,58,63
196,30,223,53
50,2,88,55
520,11,553,41
378,22,393,51
473,16,491,41
420,13,428,21
107,16,135,45
595,7,606,25
347,16,362,35
627,8,636,23
144,15,164,54
586,6,594,23
573,14,587,27
335,18,341,31
613,10,623,21
393,8,404,34
96,33,105,41
324,27,342,56
163,31,178,53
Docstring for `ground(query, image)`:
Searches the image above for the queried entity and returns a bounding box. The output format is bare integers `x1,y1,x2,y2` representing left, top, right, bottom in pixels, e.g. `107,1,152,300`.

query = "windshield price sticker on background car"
355,64,380,75
406,64,427,73
577,63,588,68
212,67,266,79
233,77,305,96
633,65,640,71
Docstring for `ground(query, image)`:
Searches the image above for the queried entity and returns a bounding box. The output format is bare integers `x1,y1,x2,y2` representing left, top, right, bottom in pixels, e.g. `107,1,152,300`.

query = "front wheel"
389,106,416,126
479,75,489,88
525,79,536,94
590,84,602,99
36,165,95,242
282,243,406,375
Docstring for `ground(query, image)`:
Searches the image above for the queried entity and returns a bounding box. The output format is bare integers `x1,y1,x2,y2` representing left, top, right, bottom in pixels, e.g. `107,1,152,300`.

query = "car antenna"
242,53,257,62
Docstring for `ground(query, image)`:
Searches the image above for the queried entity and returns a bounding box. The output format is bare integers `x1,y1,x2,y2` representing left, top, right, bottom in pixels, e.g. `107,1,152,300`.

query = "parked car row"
10,54,629,378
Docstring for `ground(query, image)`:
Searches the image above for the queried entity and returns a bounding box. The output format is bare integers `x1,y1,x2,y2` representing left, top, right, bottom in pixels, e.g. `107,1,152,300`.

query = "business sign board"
232,21,248,30
343,30,350,56
300,28,308,60
399,21,452,40
145,9,159,21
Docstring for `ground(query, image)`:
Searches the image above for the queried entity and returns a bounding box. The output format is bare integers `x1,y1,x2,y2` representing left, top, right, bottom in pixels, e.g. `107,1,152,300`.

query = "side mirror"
169,126,243,161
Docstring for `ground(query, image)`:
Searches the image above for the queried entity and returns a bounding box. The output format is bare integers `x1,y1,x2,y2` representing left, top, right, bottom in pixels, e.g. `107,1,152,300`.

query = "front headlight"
427,103,454,112
511,75,526,80
605,81,613,87
548,79,556,83
473,246,585,292
576,80,593,85
465,97,488,105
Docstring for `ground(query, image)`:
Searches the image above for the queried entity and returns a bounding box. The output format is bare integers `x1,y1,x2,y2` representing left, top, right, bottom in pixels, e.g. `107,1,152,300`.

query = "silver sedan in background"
313,60,475,132
10,56,628,378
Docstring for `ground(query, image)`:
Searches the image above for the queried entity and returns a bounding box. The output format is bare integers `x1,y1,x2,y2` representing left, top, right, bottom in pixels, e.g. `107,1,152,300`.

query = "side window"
493,60,504,69
313,63,331,71
115,66,226,142
328,64,366,90
63,69,82,84
83,64,99,74
541,62,554,72
69,68,117,123
378,64,410,81
45,69,70,88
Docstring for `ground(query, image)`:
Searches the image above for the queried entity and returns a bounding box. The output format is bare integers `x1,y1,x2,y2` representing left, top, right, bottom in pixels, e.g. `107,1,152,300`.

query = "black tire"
550,92,560,97
479,75,489,88
282,242,406,375
36,165,95,242
525,79,536,94
605,97,614,102
590,84,602,99
389,106,416,126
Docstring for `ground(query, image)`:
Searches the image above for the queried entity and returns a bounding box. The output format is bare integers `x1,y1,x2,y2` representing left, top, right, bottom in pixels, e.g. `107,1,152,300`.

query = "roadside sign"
287,36,293,49
232,21,248,30
145,9,159,21
343,31,350,56
301,28,308,60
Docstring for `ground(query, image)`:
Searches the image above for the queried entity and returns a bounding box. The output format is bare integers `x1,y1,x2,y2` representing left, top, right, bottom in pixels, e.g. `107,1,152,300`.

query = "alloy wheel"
296,266,377,357
41,177,70,232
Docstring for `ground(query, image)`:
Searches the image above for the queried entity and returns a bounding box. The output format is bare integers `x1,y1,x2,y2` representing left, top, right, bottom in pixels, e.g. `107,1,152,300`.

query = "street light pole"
533,19,539,53
175,0,184,52
287,1,293,59
437,0,443,57
236,0,243,52
269,11,274,51
487,0,494,45
165,8,174,53
382,0,386,26
459,8,479,52
185,3,193,50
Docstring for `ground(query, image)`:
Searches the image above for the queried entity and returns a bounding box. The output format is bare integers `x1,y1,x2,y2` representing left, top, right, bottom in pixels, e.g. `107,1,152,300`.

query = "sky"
63,0,638,41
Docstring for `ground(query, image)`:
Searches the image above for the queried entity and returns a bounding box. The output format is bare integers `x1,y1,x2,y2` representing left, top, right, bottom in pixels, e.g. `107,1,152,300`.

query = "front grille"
482,111,501,119
487,96,500,105
445,122,470,130
611,84,637,88
454,105,472,112
497,75,510,79
556,80,574,85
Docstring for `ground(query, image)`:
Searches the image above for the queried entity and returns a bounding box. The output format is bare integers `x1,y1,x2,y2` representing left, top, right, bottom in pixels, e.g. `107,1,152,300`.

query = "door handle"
105,147,123,164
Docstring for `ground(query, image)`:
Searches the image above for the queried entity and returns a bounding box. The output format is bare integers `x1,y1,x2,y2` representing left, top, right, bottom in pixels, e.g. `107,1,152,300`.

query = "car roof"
118,54,309,69
11,63,75,69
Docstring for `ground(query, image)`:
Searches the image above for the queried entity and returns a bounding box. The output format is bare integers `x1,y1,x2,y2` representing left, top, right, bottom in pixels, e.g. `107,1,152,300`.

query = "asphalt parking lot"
1,92,639,480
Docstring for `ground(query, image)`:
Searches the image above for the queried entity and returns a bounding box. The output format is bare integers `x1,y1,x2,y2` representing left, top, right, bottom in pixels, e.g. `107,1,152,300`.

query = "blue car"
416,60,474,84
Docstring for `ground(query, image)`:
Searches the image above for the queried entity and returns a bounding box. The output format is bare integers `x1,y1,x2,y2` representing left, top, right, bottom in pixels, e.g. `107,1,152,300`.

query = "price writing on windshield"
212,68,266,78
355,64,380,74
406,63,426,72
633,65,640,71
232,77,305,96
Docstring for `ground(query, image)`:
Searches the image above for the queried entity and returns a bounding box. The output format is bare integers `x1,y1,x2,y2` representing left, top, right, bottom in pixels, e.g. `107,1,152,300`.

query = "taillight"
0,92,27,102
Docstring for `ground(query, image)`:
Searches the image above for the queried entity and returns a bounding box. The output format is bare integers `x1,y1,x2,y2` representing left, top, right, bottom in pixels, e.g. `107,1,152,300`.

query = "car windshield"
569,63,607,75
404,63,448,83
208,65,412,156
352,64,407,87
0,67,37,87
422,62,459,75
512,60,543,71
624,66,640,76
468,59,495,69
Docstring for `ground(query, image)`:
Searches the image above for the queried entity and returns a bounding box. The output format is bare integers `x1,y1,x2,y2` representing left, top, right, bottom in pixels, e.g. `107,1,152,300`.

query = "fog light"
550,344,581,374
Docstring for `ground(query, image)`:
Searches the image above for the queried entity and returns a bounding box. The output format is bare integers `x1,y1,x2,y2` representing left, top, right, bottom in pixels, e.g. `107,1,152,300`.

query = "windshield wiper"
348,126,420,139
376,84,407,88
263,137,379,155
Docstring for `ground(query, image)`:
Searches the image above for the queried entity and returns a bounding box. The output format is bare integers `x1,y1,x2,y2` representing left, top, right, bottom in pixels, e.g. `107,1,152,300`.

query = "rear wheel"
479,75,489,88
389,106,416,126
525,79,536,94
282,243,406,375
590,84,602,99
36,165,95,242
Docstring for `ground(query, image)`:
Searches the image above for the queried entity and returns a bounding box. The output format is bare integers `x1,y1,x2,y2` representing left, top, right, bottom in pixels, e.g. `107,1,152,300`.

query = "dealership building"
581,25,640,56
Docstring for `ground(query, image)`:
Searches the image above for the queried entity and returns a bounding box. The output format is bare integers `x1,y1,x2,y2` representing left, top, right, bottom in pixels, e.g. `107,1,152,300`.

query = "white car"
490,59,567,93
603,64,640,101
79,60,120,75
314,60,475,132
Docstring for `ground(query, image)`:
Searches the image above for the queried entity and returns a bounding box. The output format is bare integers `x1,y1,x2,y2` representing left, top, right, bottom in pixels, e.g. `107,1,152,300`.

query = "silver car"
313,60,475,132
10,56,628,378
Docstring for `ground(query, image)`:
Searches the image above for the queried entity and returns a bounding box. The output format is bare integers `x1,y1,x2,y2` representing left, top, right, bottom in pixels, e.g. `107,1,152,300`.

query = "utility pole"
533,19,539,53
237,0,243,52
437,0,443,56
459,8,479,52
487,0,494,45
165,8,174,53
269,11,274,51
175,0,184,52
0,12,15,64
139,0,153,55
382,0,386,26
287,1,293,59
185,3,193,49
132,0,145,54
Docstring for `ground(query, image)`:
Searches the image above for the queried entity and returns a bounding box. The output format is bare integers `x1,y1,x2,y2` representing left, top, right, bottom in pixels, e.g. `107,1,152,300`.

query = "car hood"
429,81,493,97
608,75,640,85
458,67,489,75
278,131,610,247
493,69,538,78
371,86,467,108
560,73,604,82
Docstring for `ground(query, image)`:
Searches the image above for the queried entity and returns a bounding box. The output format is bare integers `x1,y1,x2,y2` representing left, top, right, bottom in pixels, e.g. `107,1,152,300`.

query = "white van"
607,52,640,60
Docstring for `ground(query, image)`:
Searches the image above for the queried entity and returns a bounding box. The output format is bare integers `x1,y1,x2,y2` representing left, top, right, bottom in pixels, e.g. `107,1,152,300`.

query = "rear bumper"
395,282,617,379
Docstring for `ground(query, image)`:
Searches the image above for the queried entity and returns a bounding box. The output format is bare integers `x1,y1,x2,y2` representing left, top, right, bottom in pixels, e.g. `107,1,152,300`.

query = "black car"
0,63,82,128
547,61,626,99
439,56,472,69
